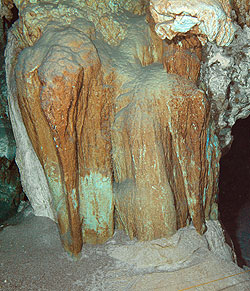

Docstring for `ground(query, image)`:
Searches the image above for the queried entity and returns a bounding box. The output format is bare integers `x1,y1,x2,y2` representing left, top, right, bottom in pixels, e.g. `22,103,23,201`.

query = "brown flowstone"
162,35,202,83
15,25,115,256
6,0,229,257
112,71,220,240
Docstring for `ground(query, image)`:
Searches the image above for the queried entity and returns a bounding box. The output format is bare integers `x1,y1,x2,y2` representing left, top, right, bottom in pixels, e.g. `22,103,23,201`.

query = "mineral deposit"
5,0,236,256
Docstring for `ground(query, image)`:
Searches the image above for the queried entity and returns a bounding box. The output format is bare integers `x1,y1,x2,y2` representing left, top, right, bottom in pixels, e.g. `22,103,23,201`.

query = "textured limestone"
0,0,17,42
150,0,236,46
5,0,234,256
232,0,250,27
0,0,14,23
112,70,220,239
12,0,148,47
200,24,250,149
13,24,114,254
162,35,202,82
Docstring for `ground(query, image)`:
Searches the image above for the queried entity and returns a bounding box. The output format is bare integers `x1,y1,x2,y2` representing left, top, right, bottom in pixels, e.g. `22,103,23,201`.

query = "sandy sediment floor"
0,208,249,291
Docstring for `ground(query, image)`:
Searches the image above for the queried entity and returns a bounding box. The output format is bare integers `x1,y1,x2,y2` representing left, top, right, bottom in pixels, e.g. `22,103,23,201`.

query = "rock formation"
200,24,250,150
5,0,236,257
150,0,235,46
231,0,250,27
0,117,23,222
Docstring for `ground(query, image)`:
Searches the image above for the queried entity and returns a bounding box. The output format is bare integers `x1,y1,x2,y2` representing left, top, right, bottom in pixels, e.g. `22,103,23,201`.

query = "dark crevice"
2,2,19,43
0,7,25,224
219,116,250,267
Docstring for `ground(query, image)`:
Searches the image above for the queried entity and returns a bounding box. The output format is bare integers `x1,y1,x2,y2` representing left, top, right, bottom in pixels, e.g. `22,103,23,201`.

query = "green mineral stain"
187,196,197,205
108,0,119,12
186,196,197,218
210,202,218,220
79,172,113,233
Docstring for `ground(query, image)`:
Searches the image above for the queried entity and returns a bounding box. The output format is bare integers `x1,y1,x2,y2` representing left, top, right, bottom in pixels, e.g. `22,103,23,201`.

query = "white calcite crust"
150,0,235,46
5,32,56,221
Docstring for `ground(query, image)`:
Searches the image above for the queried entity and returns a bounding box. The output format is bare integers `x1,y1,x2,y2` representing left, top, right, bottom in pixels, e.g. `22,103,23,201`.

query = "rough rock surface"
112,72,219,240
12,0,148,47
200,24,250,150
5,0,235,256
162,35,202,82
5,33,55,222
232,0,250,27
150,0,235,46
0,0,14,23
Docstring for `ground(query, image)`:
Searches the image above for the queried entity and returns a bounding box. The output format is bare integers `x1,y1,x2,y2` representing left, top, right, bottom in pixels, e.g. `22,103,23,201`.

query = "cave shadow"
0,8,25,225
219,116,250,267
1,3,19,44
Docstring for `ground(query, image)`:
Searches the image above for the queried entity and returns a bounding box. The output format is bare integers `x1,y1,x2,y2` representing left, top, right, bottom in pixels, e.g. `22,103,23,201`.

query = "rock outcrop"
5,0,235,257
200,24,250,150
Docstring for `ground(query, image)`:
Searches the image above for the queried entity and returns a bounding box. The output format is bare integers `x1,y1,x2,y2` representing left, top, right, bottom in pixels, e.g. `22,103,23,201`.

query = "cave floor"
0,211,250,291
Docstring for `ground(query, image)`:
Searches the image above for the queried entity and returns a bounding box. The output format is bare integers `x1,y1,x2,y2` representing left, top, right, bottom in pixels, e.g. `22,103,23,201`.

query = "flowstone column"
111,69,220,240
14,25,114,256
6,0,235,257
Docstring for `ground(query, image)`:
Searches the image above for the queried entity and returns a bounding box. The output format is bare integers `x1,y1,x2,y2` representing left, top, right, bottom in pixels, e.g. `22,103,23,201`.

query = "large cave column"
111,68,220,240
164,84,220,234
112,88,177,240
76,55,116,245
145,0,236,232
14,24,114,256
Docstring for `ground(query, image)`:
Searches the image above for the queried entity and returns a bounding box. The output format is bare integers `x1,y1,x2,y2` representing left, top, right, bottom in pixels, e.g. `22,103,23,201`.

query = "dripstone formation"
6,0,236,257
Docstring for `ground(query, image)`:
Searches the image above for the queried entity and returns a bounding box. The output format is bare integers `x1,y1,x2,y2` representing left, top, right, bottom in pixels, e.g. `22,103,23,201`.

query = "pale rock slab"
107,220,235,270
5,32,56,221
106,221,250,290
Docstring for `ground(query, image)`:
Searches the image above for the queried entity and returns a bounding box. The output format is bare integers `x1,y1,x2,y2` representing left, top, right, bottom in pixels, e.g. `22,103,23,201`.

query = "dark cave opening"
0,6,24,225
219,116,250,267
2,2,19,29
